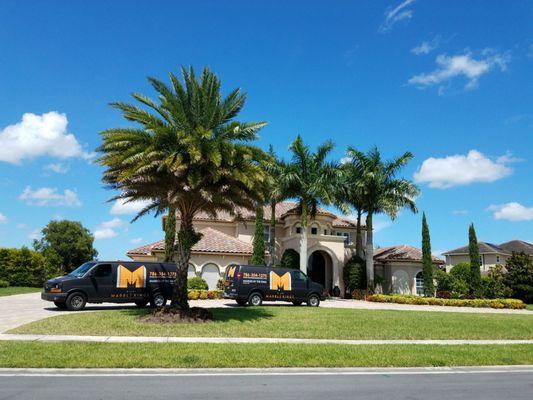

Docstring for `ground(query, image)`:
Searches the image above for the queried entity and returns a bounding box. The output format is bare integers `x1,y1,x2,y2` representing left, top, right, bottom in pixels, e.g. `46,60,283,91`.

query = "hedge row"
0,247,61,287
187,290,223,300
367,294,526,309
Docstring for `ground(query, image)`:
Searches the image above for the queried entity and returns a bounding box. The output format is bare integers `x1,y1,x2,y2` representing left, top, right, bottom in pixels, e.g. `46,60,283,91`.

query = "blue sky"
0,0,532,260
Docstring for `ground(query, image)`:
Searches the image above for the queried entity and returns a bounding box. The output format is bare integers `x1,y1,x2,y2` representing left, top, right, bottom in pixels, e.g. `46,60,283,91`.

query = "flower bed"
366,294,526,309
187,289,223,300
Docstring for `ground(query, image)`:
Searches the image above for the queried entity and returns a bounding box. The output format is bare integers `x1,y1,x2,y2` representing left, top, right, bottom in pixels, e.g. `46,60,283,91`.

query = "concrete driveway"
0,292,531,333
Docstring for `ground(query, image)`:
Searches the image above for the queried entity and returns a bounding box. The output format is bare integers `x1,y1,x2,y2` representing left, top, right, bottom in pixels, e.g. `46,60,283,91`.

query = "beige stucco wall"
378,262,424,295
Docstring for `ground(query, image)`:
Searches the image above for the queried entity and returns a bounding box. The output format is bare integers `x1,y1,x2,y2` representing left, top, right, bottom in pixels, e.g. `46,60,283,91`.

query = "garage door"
392,270,410,295
201,263,220,289
187,264,196,279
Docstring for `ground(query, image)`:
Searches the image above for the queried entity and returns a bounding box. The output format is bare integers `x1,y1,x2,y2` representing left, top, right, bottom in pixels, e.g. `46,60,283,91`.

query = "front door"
90,263,114,300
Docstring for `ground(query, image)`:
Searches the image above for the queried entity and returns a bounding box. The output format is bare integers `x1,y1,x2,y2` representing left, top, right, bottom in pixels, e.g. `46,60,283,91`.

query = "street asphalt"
1,367,532,400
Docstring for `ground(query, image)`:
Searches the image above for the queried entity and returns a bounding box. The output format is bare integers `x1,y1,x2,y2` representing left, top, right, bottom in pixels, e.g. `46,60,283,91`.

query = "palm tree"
263,145,287,266
277,135,339,272
345,146,419,288
339,160,366,259
98,66,268,310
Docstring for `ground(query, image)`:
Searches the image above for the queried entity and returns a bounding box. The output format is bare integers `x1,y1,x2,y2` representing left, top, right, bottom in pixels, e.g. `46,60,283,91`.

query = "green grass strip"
12,307,533,340
0,342,532,368
0,287,41,297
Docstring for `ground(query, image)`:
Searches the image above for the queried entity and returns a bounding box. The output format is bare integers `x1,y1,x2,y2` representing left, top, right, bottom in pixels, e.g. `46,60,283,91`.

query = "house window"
336,232,350,246
296,227,302,234
311,227,318,235
415,271,424,296
323,229,327,235
479,255,483,265
263,226,270,243
496,255,500,264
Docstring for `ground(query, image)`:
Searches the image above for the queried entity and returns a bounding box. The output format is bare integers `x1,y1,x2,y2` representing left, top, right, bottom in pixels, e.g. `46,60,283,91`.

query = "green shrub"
367,294,526,309
0,247,61,287
280,249,300,269
482,265,512,299
187,277,208,290
199,291,208,300
216,278,225,291
343,255,366,293
188,290,200,300
504,252,533,304
0,279,9,288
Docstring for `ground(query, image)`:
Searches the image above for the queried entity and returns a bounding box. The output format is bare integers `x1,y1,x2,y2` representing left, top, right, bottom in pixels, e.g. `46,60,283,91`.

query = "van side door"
291,270,309,301
89,263,114,301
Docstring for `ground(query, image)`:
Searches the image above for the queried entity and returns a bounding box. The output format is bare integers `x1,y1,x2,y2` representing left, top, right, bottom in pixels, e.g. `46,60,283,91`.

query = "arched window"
201,263,220,289
187,263,196,279
310,222,319,235
293,223,302,234
415,271,424,296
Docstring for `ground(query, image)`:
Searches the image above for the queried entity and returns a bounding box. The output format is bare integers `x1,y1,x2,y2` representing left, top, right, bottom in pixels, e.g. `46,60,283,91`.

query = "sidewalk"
1,333,532,345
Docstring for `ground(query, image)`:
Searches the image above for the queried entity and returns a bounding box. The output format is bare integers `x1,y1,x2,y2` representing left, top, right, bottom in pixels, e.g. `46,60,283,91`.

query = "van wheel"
292,301,303,306
248,292,263,306
135,300,148,308
54,301,67,309
236,299,247,306
66,292,86,311
307,294,320,307
150,292,167,308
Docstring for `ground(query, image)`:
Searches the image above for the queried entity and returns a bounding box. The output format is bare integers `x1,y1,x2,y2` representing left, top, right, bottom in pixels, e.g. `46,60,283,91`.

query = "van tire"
150,292,167,308
248,292,263,306
307,294,320,307
135,300,148,308
54,301,67,309
65,292,86,311
236,299,247,306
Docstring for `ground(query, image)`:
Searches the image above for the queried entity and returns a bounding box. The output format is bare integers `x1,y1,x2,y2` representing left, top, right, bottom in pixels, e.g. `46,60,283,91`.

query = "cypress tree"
164,205,176,262
421,212,435,296
251,205,266,265
468,223,481,296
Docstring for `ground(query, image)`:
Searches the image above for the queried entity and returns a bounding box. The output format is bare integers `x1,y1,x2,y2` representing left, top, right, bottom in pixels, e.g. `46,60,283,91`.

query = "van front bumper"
41,291,68,302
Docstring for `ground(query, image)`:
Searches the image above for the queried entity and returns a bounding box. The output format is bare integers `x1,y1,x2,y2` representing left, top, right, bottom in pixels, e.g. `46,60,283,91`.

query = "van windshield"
68,262,97,278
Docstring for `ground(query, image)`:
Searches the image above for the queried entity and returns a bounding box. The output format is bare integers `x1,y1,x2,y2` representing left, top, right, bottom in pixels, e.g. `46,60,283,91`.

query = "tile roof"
442,242,510,256
168,201,357,228
127,227,253,257
498,240,533,255
374,245,444,264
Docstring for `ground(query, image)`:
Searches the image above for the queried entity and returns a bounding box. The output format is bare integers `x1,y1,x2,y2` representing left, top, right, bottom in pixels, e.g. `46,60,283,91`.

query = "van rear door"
224,264,240,288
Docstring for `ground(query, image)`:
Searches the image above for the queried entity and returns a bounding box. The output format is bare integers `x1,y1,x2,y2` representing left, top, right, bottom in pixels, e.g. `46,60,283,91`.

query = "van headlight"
50,283,62,293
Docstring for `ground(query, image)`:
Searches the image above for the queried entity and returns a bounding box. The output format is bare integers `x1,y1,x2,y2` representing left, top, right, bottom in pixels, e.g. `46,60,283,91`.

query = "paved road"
1,367,532,400
1,292,531,333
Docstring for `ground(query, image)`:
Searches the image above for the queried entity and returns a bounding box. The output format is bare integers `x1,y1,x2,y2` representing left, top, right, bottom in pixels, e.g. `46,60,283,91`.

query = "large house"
442,240,533,272
127,202,443,296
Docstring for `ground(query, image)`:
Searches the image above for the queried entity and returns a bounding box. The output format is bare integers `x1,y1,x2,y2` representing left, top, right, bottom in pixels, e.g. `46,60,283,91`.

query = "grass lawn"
1,342,532,368
11,307,533,340
527,304,533,311
0,286,41,297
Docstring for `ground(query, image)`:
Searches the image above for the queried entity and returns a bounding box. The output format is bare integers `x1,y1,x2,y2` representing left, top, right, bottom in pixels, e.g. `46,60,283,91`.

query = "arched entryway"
307,250,333,291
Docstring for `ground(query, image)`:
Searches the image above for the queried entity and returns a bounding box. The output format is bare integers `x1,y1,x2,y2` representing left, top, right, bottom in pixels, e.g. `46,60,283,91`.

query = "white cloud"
408,50,509,91
414,150,515,189
110,198,151,215
374,218,393,233
379,0,416,33
0,112,93,164
18,186,82,207
487,203,533,222
93,218,126,240
93,228,118,240
44,163,69,174
0,213,7,224
130,237,143,245
28,228,42,241
411,37,441,55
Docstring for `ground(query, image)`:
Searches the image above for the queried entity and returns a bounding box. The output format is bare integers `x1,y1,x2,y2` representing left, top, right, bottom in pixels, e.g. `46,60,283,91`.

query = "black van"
42,261,176,311
223,265,325,307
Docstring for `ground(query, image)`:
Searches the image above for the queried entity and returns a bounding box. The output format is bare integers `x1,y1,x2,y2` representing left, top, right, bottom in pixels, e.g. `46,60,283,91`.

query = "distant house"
374,245,444,296
442,240,533,272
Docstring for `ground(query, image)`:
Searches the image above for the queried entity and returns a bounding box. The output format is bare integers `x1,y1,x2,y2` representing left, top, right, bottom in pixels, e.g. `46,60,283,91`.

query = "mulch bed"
140,306,214,324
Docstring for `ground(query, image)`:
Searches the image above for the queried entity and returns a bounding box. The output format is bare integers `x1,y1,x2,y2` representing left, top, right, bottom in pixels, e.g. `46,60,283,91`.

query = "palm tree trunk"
164,205,176,262
299,203,308,273
365,213,374,289
171,213,199,310
269,200,276,266
355,208,364,259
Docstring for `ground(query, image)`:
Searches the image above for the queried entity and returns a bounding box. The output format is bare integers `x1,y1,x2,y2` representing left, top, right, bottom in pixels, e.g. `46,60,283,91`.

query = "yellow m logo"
270,271,292,291
227,266,236,278
116,265,146,288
